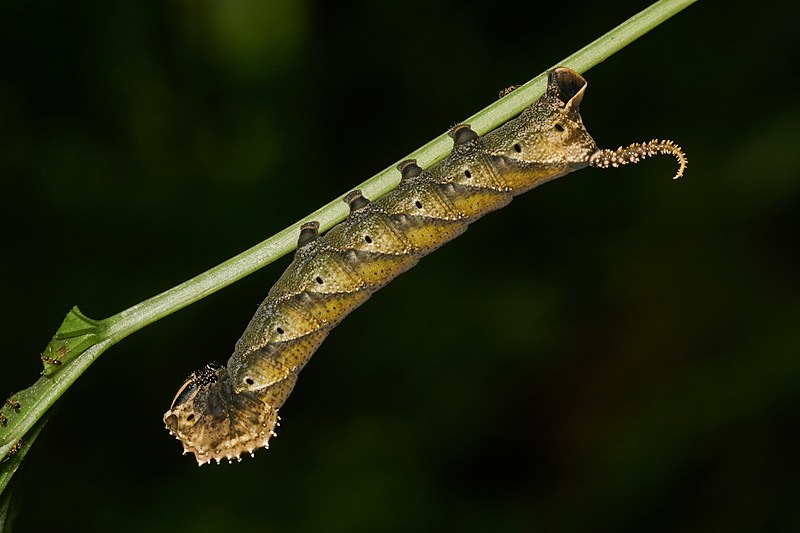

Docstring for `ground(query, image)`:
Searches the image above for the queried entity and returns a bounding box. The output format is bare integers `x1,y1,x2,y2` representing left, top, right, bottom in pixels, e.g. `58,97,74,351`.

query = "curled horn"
549,67,587,113
589,139,687,180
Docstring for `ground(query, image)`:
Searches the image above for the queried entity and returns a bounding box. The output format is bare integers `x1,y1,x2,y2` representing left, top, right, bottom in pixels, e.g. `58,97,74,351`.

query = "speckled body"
164,67,685,465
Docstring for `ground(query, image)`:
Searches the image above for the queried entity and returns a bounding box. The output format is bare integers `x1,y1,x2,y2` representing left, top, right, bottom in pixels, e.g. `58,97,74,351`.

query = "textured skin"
163,67,685,465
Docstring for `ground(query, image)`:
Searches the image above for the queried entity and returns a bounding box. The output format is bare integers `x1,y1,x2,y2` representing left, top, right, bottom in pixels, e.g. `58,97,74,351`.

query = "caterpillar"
164,67,687,465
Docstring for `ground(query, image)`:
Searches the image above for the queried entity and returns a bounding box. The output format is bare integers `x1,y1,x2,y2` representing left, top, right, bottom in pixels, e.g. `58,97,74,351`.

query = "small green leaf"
41,307,102,375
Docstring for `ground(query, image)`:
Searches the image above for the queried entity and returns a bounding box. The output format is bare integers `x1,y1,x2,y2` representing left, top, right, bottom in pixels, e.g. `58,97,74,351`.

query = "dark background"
1,0,798,531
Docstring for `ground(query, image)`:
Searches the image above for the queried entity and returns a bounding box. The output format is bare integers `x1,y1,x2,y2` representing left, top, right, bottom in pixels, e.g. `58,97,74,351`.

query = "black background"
1,1,799,531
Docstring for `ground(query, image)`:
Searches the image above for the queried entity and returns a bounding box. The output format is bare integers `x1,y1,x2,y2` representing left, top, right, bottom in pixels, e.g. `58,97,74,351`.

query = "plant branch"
0,0,698,491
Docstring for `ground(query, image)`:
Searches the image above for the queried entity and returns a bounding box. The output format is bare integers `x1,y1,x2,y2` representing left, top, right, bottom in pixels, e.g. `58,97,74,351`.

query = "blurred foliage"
1,0,799,531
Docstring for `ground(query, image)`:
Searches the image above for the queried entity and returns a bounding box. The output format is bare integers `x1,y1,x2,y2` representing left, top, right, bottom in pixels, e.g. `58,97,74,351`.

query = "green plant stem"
0,416,47,529
0,0,698,485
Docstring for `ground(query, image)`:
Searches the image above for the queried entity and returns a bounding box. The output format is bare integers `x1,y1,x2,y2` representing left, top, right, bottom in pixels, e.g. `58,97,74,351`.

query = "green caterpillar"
164,67,686,465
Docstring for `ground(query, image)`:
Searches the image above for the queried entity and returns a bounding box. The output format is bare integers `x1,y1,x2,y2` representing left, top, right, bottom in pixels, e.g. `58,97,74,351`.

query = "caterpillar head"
163,363,294,465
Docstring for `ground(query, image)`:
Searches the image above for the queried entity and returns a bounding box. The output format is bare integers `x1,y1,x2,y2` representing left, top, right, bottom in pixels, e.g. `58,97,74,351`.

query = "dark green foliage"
1,0,798,531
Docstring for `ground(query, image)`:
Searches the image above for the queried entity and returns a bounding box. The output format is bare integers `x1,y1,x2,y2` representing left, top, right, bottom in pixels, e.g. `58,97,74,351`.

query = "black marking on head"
170,363,223,409
297,221,320,248
344,190,370,212
450,124,479,146
398,159,423,180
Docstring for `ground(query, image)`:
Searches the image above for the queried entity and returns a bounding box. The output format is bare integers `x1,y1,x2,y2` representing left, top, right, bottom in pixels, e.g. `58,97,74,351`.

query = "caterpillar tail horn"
589,139,687,179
